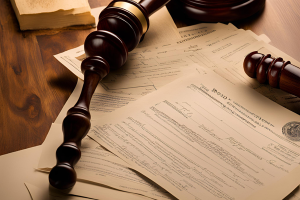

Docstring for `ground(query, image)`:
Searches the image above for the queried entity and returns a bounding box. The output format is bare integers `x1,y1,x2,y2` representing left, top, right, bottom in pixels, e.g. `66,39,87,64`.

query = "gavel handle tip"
49,164,77,190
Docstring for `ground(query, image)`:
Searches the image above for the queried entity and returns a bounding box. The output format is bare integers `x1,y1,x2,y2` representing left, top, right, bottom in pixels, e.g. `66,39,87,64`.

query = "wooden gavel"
49,0,170,189
244,51,300,98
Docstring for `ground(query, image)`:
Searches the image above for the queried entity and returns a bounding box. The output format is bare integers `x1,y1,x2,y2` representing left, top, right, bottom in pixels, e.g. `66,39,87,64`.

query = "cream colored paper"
128,23,239,56
137,7,181,48
0,146,42,200
54,5,181,79
26,171,154,200
210,40,300,114
54,23,234,80
38,123,175,200
10,0,95,30
0,145,134,200
15,0,90,15
89,71,300,200
24,182,86,200
54,79,140,123
132,29,258,61
54,64,201,123
0,141,153,200
53,24,243,122
178,23,237,38
54,25,270,123
135,32,300,114
122,30,265,94
132,23,269,60
55,24,265,88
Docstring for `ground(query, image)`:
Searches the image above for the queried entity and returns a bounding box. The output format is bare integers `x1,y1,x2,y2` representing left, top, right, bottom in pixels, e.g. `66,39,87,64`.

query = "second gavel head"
243,51,300,98
243,51,291,88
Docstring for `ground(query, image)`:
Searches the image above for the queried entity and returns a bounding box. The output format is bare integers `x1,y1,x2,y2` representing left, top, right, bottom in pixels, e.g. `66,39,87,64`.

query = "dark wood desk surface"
1,0,300,156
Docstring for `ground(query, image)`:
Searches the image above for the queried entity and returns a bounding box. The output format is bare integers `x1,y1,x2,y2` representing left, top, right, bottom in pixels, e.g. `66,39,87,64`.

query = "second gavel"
244,51,300,98
49,0,170,189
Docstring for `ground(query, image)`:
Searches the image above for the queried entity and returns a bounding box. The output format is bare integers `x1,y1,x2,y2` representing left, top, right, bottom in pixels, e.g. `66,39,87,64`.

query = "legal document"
46,21,300,200
2,129,300,200
26,171,154,200
89,71,300,200
54,23,237,80
25,183,87,200
55,6,181,80
38,123,176,200
54,22,291,122
54,23,265,122
0,143,154,200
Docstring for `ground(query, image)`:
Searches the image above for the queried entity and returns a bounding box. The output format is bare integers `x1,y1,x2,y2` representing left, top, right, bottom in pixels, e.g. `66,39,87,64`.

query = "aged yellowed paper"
89,71,300,200
53,23,275,122
38,123,176,200
26,170,154,200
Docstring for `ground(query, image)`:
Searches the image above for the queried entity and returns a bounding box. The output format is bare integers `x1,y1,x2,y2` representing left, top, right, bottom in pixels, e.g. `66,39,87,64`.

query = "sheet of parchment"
88,70,300,200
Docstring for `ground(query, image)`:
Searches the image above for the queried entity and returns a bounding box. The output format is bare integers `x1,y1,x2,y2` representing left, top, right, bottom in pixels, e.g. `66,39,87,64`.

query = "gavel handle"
49,0,171,190
244,51,300,98
49,56,109,189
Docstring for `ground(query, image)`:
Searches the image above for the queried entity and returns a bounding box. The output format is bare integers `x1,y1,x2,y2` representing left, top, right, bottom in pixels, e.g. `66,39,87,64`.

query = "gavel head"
97,0,149,51
84,0,150,71
243,51,291,88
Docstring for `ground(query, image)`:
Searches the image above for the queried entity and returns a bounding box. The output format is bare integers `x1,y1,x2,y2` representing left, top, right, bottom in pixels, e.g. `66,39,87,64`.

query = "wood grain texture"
1,0,300,155
232,0,300,60
0,0,107,155
0,0,53,155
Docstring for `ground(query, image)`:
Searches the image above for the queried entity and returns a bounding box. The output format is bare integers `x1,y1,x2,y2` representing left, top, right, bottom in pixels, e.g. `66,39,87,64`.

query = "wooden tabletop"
1,0,300,156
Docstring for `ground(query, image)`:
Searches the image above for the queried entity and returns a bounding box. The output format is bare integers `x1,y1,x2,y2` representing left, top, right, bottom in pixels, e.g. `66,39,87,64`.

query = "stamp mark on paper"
282,122,300,141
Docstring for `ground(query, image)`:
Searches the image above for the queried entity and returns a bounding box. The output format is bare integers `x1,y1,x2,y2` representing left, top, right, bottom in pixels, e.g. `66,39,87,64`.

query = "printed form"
38,124,176,200
53,23,263,121
54,23,287,121
89,71,300,200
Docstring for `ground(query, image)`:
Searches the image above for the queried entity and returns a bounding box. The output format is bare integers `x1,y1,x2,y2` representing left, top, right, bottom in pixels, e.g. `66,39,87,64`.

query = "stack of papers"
54,22,300,116
10,0,95,30
2,5,300,200
48,20,300,199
